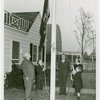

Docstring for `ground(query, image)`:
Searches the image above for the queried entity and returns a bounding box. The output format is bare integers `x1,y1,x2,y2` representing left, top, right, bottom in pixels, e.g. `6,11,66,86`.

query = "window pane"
30,43,33,62
33,45,37,62
38,46,41,59
12,41,20,63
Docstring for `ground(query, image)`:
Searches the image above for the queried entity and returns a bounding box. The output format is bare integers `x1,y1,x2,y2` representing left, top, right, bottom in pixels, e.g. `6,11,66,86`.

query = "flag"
39,0,50,51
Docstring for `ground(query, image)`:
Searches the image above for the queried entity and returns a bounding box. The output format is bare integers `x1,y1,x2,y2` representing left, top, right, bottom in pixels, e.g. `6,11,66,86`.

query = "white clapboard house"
4,11,42,73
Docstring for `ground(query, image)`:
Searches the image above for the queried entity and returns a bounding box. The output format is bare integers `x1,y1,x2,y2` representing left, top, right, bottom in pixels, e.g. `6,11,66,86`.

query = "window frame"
12,41,20,64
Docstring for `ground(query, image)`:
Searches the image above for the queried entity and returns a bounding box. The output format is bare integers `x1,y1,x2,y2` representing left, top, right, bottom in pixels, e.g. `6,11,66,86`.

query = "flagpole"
50,0,56,100
44,34,47,69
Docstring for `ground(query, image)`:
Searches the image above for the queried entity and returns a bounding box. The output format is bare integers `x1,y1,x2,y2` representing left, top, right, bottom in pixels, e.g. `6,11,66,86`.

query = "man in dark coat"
20,52,35,100
58,54,70,95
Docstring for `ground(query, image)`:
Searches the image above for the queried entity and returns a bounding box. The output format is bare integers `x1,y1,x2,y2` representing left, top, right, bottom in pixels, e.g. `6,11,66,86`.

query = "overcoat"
72,72,83,90
58,60,70,94
21,58,35,81
20,57,35,99
72,63,83,91
35,64,44,90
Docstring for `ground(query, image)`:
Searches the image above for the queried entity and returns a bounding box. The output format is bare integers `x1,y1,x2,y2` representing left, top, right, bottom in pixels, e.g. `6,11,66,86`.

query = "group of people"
20,52,45,100
20,52,83,100
58,54,83,100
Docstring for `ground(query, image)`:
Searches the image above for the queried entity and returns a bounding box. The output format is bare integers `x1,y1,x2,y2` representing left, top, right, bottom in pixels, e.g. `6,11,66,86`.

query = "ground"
4,88,95,100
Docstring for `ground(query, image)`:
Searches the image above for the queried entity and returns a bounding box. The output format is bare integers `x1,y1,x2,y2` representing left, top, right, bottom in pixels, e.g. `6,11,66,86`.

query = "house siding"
4,13,41,73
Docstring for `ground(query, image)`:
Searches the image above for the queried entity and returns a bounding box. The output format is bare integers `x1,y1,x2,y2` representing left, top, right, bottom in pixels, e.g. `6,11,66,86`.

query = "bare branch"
74,30,81,46
74,7,94,56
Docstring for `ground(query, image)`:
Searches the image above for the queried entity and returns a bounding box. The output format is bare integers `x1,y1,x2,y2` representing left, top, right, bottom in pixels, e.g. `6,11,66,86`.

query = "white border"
0,0,4,100
1,0,99,100
97,0,100,100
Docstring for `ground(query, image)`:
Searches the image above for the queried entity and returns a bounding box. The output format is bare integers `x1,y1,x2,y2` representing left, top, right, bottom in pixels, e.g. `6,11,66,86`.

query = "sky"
4,0,98,53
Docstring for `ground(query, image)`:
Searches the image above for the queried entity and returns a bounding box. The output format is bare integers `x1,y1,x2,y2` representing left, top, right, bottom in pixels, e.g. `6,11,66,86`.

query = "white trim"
0,0,4,100
9,40,12,72
4,25,28,34
12,59,19,60
19,42,22,64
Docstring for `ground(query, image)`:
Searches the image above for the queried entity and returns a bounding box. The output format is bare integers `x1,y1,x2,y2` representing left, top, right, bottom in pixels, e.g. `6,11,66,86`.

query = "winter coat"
72,72,83,89
58,60,70,77
21,58,35,81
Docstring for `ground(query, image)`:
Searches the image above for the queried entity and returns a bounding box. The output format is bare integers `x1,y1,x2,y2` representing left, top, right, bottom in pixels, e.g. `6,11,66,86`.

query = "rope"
66,86,72,100
66,79,73,100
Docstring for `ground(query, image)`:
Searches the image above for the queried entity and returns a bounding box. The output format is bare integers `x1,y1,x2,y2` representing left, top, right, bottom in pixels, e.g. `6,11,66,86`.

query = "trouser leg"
24,79,32,100
59,76,63,93
77,93,80,100
59,77,67,94
75,88,81,100
77,96,80,100
63,76,67,94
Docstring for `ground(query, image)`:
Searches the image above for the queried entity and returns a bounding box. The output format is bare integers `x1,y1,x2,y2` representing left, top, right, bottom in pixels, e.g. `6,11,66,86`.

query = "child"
71,60,83,100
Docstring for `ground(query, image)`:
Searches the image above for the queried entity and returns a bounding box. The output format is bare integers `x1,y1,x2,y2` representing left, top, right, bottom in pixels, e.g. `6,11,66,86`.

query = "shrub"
4,64,24,89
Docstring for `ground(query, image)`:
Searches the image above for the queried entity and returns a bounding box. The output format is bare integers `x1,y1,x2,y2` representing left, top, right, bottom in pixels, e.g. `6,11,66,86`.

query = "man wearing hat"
20,52,35,100
58,54,70,95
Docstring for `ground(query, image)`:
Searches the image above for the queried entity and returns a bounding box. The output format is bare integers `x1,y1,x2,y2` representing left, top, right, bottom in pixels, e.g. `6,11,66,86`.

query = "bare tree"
74,7,95,62
89,29,96,70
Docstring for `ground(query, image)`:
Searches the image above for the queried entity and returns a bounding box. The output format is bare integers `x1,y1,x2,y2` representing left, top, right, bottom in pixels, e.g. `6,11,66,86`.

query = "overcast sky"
4,0,97,53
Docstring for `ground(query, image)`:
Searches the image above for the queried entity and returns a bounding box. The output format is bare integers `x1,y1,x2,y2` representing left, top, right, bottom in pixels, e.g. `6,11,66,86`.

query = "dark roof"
13,12,39,23
13,12,40,31
46,24,62,53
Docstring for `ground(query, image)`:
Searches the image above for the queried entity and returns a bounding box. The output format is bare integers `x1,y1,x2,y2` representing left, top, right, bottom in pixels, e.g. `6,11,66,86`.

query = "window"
33,45,37,62
30,43,37,62
38,46,42,60
12,41,20,64
30,43,33,62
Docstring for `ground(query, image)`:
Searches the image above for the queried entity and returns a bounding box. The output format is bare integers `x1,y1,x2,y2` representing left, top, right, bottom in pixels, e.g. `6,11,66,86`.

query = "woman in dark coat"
35,59,45,97
72,67,83,91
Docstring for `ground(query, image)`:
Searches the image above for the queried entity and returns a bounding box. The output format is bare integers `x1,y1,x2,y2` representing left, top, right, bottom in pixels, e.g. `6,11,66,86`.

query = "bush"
4,64,24,89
